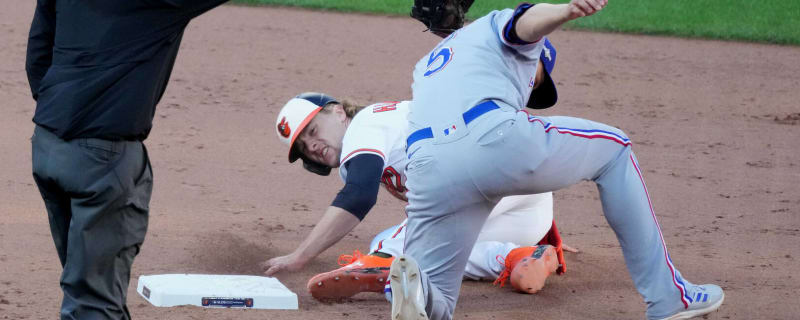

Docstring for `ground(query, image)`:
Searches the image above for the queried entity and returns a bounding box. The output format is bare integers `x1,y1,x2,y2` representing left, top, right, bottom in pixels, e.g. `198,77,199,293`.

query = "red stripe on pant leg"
521,113,632,147
545,127,632,147
630,154,689,308
391,224,406,239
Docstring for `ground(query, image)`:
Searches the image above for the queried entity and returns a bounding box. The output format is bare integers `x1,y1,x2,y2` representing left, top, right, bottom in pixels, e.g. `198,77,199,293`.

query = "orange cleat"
307,250,394,301
493,245,559,294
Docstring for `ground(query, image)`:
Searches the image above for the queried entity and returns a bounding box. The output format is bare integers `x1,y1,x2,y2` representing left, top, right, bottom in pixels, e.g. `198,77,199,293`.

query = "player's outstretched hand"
261,253,307,276
567,0,607,20
562,243,580,253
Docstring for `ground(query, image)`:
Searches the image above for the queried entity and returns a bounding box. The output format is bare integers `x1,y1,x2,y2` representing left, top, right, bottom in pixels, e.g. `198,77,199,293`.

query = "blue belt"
406,100,500,149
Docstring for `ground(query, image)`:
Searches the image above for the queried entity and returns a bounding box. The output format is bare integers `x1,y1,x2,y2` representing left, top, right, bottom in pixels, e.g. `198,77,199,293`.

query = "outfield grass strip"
231,0,800,46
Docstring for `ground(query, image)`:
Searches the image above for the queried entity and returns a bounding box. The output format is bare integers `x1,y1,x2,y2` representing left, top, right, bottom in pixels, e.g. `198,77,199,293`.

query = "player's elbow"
515,3,570,43
332,185,379,221
349,194,378,221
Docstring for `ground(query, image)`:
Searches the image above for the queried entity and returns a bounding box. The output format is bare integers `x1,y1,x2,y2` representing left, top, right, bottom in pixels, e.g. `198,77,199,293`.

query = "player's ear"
332,103,347,121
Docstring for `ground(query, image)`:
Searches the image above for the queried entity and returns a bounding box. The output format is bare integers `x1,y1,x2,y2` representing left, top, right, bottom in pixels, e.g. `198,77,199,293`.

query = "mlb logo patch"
432,117,467,144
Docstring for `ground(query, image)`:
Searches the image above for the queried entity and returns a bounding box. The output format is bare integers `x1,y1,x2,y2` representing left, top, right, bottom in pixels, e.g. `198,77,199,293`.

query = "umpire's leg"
32,126,152,320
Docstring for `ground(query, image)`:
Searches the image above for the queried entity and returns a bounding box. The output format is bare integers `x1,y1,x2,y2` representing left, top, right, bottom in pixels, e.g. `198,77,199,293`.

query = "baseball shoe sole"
307,252,392,301
389,255,428,320
509,245,559,294
307,266,390,300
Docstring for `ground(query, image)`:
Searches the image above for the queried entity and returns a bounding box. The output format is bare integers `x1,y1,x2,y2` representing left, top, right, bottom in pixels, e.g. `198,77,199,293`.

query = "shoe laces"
493,254,512,287
337,250,364,266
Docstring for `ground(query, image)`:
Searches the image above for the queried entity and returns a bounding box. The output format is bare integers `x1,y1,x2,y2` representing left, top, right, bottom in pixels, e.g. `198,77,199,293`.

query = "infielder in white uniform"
390,1,725,320
265,89,571,299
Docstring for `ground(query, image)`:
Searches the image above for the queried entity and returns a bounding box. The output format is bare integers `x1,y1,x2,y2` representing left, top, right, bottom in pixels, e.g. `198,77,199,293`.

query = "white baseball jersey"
338,101,411,200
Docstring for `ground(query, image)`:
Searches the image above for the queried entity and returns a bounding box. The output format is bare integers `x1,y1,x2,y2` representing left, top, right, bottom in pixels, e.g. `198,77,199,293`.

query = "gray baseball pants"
403,100,691,319
31,125,152,320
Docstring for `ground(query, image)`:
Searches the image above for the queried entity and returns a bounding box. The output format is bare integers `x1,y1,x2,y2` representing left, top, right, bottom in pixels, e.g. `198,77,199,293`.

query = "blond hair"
341,99,367,118
318,98,367,118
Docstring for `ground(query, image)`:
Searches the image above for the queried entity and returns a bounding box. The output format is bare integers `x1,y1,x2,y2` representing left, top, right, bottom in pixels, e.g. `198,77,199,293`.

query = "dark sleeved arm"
503,3,536,45
160,0,230,19
331,154,384,221
25,0,56,101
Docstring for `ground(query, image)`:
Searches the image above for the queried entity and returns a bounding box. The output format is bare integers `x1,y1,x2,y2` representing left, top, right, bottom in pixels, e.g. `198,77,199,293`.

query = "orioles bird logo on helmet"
277,117,291,138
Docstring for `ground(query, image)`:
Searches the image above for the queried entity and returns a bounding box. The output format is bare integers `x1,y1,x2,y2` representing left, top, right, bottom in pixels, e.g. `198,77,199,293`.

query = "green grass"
232,0,800,45
231,0,412,14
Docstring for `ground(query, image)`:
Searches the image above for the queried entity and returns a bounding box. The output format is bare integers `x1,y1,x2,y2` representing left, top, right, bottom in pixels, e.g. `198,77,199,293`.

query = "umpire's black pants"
31,125,152,320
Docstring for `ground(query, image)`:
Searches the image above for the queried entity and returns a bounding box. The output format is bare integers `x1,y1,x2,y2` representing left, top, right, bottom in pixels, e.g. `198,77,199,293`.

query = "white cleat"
658,284,724,320
389,255,428,320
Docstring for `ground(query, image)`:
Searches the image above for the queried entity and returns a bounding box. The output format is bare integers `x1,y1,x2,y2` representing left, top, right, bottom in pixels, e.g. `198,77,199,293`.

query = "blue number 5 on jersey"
424,47,453,77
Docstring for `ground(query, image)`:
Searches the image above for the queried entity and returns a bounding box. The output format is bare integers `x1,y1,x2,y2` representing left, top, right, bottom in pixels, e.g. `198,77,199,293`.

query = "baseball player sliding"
262,4,571,297
389,1,725,320
266,88,573,300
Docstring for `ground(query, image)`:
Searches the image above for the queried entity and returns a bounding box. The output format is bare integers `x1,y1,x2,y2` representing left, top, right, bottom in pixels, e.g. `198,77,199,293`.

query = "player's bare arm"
515,0,608,43
261,155,383,276
262,206,360,276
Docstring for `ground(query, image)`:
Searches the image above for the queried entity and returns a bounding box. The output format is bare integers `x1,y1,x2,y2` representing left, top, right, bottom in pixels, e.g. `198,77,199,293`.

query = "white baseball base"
136,274,298,310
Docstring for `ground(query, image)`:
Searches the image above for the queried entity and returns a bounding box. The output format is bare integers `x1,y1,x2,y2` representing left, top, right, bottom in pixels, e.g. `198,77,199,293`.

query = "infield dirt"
1,2,799,319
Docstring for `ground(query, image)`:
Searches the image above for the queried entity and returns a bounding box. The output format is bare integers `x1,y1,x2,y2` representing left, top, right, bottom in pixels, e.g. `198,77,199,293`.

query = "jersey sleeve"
493,3,545,55
26,0,56,101
331,154,384,221
337,108,395,182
